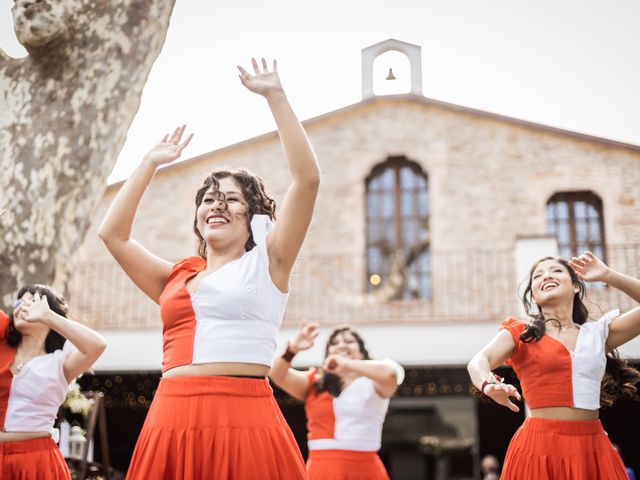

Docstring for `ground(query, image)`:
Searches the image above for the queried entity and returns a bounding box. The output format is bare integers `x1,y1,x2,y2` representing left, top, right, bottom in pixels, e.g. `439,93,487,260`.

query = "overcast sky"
2,0,639,183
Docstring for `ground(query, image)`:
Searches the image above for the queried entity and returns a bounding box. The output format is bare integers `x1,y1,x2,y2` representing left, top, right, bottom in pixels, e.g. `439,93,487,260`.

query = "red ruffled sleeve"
307,367,319,388
0,311,9,342
499,316,526,354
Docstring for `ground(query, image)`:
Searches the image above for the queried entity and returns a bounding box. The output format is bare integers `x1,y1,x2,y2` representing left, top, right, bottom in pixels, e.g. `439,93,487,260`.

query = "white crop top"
4,345,71,433
306,359,405,452
159,215,289,371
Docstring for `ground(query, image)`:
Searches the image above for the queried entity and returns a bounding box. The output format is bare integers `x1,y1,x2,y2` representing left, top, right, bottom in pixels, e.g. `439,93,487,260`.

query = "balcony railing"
67,244,639,330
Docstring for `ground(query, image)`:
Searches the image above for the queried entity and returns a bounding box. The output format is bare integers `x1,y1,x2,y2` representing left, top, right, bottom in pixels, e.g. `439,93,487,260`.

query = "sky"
1,0,639,183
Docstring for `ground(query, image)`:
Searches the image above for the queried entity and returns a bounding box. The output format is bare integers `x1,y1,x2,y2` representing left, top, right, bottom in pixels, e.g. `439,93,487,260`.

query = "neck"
18,333,47,356
541,303,574,329
205,241,247,270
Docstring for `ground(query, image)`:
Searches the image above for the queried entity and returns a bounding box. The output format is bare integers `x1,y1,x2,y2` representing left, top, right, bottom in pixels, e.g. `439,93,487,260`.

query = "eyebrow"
203,190,243,197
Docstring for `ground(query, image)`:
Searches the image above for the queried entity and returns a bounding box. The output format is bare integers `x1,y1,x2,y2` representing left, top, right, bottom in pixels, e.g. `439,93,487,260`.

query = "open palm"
290,320,319,352
237,58,283,96
21,293,52,323
485,383,521,412
569,251,610,283
144,125,193,167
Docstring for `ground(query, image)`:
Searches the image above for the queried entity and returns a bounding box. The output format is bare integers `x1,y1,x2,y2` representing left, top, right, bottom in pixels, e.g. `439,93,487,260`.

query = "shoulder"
168,256,206,278
499,317,529,353
499,316,527,336
307,367,320,385
582,310,619,338
305,367,321,398
0,310,8,341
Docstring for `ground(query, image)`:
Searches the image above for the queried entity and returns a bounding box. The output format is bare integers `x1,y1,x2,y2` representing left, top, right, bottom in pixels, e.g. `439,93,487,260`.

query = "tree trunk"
0,0,175,304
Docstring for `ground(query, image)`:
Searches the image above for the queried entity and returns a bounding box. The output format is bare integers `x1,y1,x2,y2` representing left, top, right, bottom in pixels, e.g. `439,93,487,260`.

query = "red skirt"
501,417,627,479
126,375,307,480
0,436,71,480
307,450,389,480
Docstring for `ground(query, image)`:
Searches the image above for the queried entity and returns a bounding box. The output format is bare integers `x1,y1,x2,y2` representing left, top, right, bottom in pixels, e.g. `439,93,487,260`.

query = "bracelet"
480,374,504,398
281,343,297,363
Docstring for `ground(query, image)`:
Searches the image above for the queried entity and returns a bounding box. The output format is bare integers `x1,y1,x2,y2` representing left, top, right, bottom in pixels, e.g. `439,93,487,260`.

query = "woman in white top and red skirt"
98,58,320,479
0,283,107,480
468,252,640,479
270,322,404,480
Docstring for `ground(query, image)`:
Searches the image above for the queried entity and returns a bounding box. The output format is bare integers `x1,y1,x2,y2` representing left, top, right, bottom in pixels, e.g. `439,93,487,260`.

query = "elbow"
304,172,320,191
92,336,108,361
97,223,110,243
467,357,478,376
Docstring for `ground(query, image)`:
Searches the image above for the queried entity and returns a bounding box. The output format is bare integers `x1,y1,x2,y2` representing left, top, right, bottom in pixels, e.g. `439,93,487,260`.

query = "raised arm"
98,126,193,303
269,320,319,401
467,330,521,412
22,293,107,382
324,356,403,398
569,251,640,349
237,59,320,292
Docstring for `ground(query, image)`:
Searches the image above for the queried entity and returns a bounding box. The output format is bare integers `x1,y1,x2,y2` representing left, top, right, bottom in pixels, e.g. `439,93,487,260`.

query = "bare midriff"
163,362,270,378
530,407,599,421
0,431,50,442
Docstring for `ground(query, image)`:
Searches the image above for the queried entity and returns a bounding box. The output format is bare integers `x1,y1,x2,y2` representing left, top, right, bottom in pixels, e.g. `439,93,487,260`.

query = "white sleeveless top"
159,215,289,370
4,345,71,433
306,359,405,451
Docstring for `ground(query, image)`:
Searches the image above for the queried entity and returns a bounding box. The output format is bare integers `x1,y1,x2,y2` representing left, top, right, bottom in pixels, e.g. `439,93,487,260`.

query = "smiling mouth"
541,282,559,292
206,215,229,225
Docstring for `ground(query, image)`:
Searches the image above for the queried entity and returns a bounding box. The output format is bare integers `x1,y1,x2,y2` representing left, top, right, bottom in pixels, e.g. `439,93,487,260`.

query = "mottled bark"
0,0,175,304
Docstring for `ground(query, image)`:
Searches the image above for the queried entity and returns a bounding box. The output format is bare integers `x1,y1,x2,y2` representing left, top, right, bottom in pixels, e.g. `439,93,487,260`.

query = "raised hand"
484,382,521,412
143,125,193,168
289,320,319,353
569,251,610,283
20,292,53,324
237,58,283,97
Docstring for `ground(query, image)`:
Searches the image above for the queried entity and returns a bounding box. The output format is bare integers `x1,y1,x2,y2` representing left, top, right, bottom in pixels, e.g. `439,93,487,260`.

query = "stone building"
71,40,640,478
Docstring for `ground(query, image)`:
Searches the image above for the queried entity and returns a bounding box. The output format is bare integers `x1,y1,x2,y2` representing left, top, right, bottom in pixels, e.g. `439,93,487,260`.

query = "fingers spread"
178,133,193,153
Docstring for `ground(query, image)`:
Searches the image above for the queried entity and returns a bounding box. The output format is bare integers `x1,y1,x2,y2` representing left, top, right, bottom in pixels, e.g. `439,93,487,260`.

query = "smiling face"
12,0,68,49
530,258,578,308
325,330,366,360
195,177,251,252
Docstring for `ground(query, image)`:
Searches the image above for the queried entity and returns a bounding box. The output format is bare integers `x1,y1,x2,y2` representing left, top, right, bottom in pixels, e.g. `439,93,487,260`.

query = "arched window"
546,192,606,259
366,157,430,299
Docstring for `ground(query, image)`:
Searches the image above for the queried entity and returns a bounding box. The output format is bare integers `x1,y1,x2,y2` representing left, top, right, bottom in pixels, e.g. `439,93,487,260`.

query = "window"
366,157,430,299
546,192,606,260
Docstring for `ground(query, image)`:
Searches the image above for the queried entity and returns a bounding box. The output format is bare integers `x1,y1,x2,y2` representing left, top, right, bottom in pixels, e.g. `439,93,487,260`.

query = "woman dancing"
270,322,404,479
468,251,640,479
99,58,319,479
0,281,107,479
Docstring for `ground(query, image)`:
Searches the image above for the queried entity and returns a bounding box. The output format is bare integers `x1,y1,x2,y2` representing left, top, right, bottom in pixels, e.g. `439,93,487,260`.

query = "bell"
386,68,396,81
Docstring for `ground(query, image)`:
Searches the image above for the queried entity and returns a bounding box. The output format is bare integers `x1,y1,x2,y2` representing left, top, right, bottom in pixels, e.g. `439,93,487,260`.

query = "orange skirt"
0,436,71,480
501,417,627,479
307,450,389,480
126,375,307,480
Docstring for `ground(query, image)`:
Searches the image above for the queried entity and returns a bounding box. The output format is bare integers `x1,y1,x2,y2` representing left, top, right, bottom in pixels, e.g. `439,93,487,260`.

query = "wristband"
480,374,504,398
281,343,297,363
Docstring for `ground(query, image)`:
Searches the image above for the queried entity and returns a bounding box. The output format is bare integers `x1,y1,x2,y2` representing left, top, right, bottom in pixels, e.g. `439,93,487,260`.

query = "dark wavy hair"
7,284,68,353
521,257,640,407
315,326,371,397
193,169,277,258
